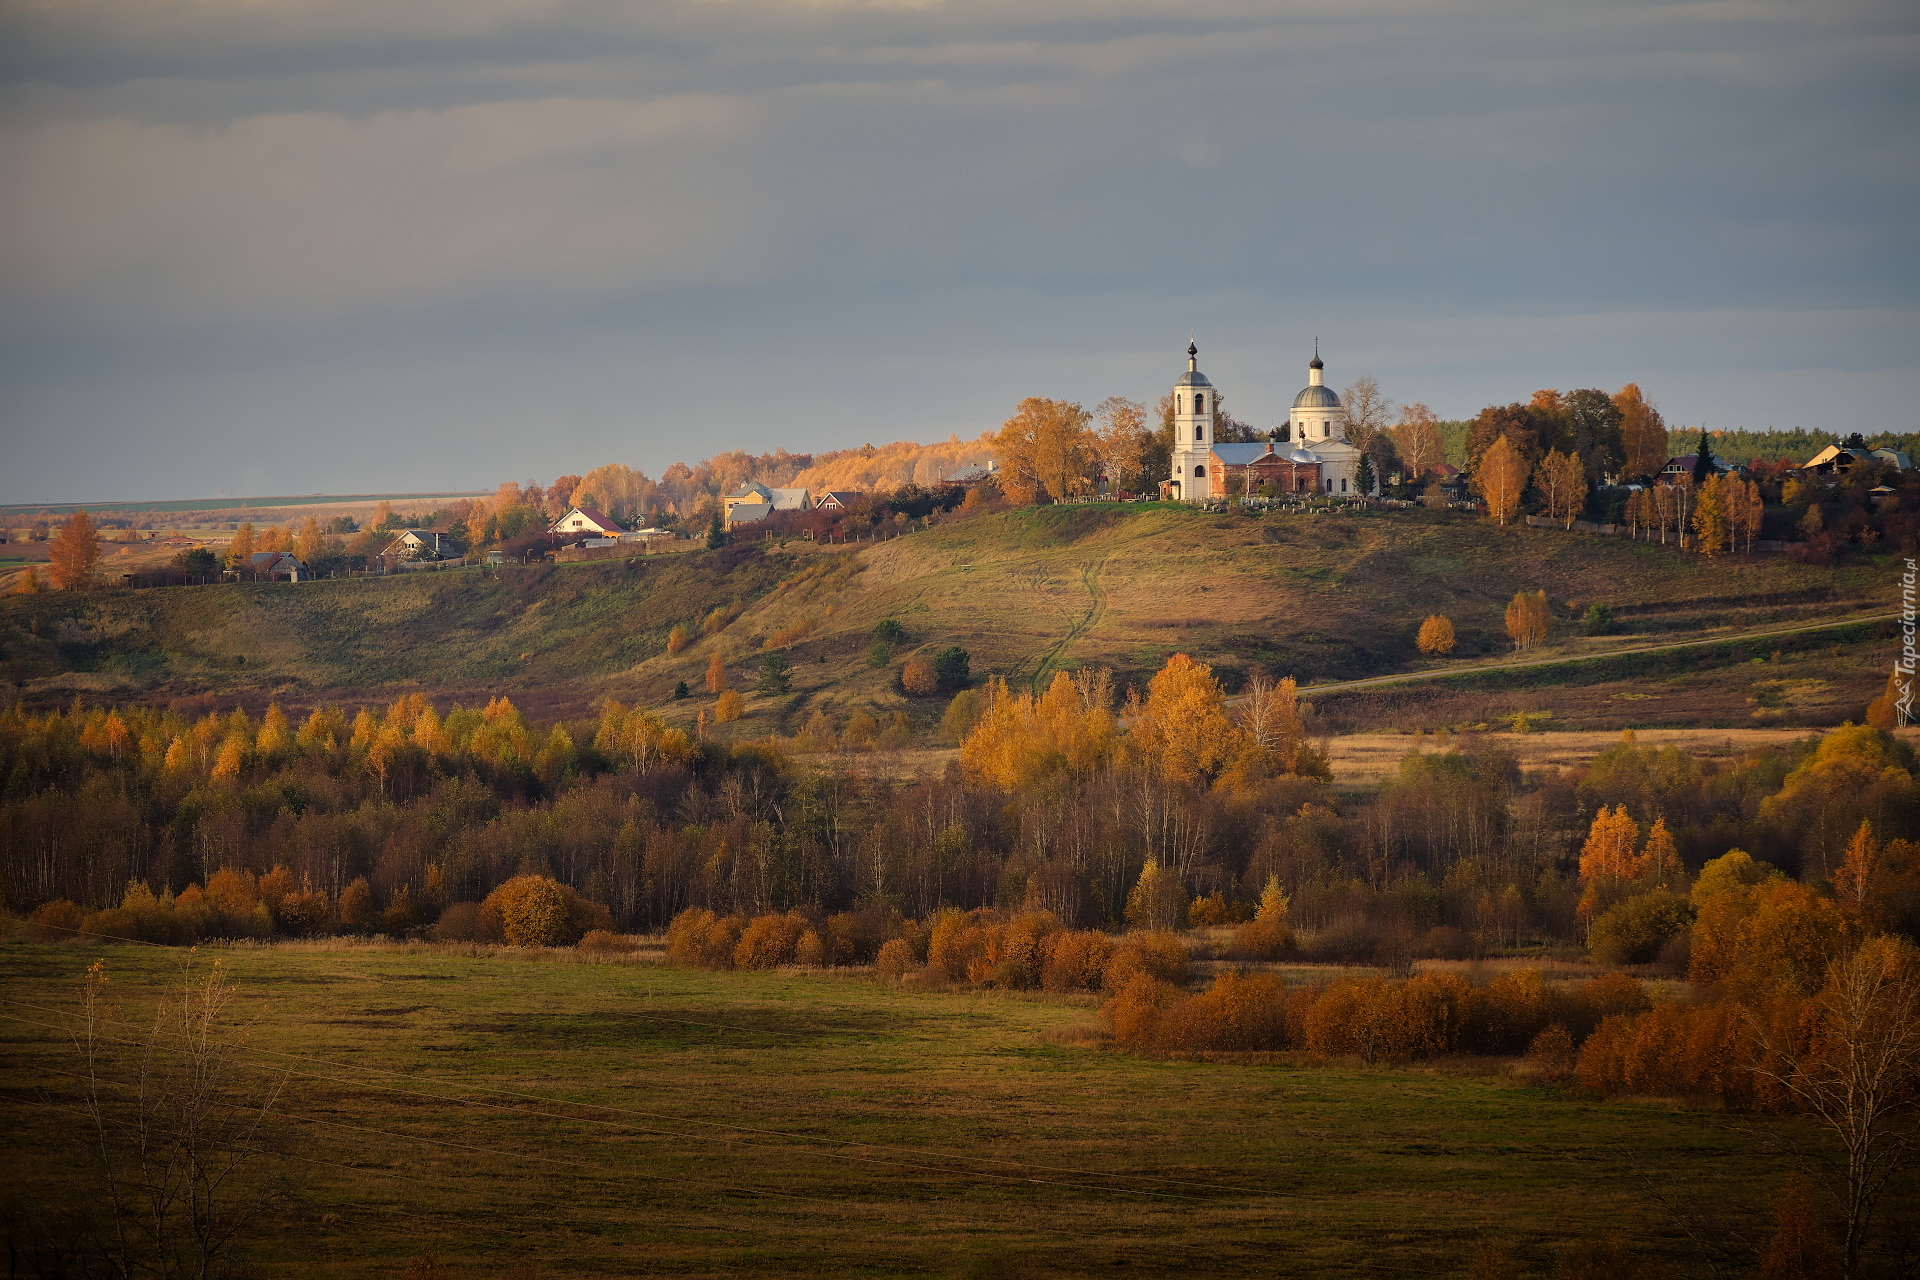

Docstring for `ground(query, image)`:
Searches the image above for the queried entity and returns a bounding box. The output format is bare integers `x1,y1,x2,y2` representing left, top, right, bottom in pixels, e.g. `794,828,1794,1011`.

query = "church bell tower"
1168,341,1214,501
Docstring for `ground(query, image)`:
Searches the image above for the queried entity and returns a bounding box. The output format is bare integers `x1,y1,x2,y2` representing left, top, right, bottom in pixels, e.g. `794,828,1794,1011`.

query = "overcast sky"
1,0,1914,504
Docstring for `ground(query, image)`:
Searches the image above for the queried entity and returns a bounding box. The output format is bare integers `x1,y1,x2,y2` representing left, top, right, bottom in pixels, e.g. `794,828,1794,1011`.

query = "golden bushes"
476,875,613,948
734,910,808,968
875,937,915,980
1103,930,1190,991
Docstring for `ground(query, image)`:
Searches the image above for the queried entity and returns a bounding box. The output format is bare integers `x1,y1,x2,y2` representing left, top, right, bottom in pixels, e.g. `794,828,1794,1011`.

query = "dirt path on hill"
1020,553,1110,694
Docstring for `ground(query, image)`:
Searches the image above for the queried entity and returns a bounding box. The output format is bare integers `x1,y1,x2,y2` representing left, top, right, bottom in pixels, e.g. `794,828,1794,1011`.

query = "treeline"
3,642,1916,954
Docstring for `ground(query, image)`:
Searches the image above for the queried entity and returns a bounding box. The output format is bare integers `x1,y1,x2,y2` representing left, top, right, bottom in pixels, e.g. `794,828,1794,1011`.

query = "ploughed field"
0,940,1801,1277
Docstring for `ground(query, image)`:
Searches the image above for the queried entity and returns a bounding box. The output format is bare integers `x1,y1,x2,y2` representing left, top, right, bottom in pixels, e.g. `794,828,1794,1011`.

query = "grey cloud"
0,0,1913,501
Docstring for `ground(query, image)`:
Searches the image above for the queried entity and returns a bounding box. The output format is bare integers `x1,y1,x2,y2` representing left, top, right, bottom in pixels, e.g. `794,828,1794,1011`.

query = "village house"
943,462,997,486
1799,440,1912,477
722,483,810,524
380,530,457,562
549,506,626,538
1658,454,1735,482
244,551,308,581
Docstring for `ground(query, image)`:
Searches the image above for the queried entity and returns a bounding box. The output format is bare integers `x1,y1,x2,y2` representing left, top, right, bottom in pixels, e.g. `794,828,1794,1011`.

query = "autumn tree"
1126,654,1240,786
49,510,102,590
1466,402,1544,472
1125,859,1186,930
1560,389,1624,481
1536,449,1588,528
1613,383,1669,481
1472,437,1529,524
1503,589,1550,650
705,650,729,695
1392,402,1445,480
227,522,256,567
1692,472,1730,557
1751,936,1920,1277
1238,673,1325,778
901,657,939,696
1416,615,1456,656
1579,805,1640,881
995,398,1096,504
73,957,285,1280
1726,473,1764,554
1342,375,1394,458
1092,396,1152,495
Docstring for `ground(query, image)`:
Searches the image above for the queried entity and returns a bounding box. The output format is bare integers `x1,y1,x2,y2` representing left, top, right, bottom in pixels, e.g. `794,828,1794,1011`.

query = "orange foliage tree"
1125,654,1240,786
1471,436,1529,524
1416,615,1456,656
49,510,101,590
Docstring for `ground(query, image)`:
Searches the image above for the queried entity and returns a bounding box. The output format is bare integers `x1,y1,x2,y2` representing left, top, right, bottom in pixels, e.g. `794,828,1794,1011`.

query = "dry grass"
0,936,1813,1277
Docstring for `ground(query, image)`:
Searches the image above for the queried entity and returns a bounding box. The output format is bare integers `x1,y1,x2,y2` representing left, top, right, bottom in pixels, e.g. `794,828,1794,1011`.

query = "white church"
1162,343,1368,502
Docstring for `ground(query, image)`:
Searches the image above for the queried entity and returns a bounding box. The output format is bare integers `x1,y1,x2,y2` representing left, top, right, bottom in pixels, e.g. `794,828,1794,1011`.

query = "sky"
0,0,1915,504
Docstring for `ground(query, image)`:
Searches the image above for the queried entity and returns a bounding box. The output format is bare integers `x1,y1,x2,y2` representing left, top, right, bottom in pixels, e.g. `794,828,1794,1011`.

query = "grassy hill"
0,505,1895,728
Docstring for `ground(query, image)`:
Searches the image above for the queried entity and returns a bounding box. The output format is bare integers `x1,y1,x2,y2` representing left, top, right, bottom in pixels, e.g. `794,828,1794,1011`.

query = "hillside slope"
0,505,1891,725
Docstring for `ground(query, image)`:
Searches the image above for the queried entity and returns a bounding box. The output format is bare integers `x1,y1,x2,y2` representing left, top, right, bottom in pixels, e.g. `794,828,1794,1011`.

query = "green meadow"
0,939,1803,1277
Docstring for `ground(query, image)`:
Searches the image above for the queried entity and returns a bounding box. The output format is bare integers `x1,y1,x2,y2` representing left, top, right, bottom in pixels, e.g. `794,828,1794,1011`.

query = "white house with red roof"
549,506,626,537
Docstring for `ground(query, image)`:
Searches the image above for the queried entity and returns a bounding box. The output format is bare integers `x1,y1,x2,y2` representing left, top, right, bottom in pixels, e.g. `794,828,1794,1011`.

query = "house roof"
1211,443,1298,465
1663,455,1733,472
552,506,625,533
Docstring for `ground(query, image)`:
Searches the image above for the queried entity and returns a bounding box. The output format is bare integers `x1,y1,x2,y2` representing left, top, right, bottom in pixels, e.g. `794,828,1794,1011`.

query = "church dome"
1292,384,1340,409
1288,447,1321,464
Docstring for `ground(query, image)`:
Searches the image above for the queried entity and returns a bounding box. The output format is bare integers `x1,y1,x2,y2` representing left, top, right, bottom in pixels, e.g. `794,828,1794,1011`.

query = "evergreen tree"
932,645,971,691
1691,429,1716,487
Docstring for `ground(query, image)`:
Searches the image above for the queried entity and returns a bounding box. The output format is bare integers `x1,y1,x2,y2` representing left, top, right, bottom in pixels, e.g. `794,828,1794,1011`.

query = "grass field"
0,938,1810,1277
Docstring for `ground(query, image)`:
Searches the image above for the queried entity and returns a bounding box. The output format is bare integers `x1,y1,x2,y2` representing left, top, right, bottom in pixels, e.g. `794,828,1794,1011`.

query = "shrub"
478,875,612,948
29,899,84,941
1161,971,1292,1052
794,929,827,967
667,908,744,969
433,902,481,942
900,658,939,697
735,911,808,968
875,937,915,980
1587,890,1693,965
1105,973,1179,1049
927,908,989,981
1524,1024,1576,1081
1103,930,1190,992
1042,930,1116,993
